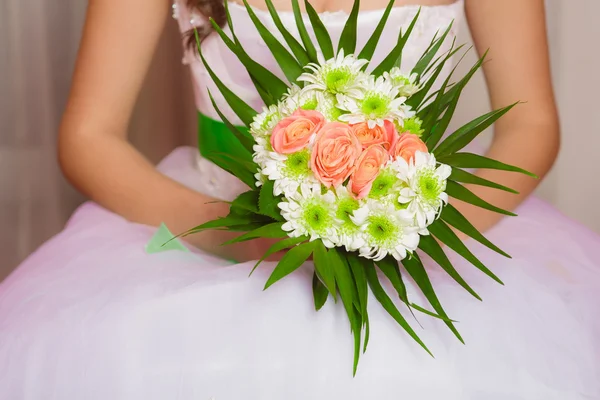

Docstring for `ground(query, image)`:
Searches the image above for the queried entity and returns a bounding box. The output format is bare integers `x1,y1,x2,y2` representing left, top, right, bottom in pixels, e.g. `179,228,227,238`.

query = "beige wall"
451,0,600,232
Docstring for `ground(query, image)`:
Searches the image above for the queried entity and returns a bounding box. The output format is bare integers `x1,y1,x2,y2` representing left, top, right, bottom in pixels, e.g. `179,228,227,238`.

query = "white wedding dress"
1,1,599,399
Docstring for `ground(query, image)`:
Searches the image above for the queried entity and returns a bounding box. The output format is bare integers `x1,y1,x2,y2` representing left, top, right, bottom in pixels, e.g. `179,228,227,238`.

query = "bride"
1,0,599,398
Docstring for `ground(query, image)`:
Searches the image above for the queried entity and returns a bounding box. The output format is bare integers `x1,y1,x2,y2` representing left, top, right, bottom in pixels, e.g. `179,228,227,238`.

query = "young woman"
1,0,598,398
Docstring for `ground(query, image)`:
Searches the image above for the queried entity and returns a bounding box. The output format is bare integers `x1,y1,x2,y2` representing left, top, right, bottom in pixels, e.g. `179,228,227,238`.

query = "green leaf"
411,21,454,76
370,9,420,76
258,180,284,221
313,241,337,300
347,252,369,321
441,204,511,258
209,18,289,102
195,36,257,127
264,241,316,289
422,49,485,148
449,169,519,194
446,181,517,217
438,152,538,178
428,220,504,285
409,303,456,322
221,222,287,246
402,254,464,343
263,0,311,65
434,102,519,156
365,263,433,357
304,0,335,60
251,235,308,275
312,272,329,311
178,213,264,238
207,153,257,187
207,91,255,153
291,0,318,62
338,0,360,54
407,42,465,111
376,256,409,306
328,248,362,375
242,0,304,83
357,0,397,62
418,234,481,301
232,190,260,214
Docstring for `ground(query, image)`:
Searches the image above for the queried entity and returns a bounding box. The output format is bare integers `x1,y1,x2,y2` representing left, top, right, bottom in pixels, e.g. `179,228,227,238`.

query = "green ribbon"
197,112,250,160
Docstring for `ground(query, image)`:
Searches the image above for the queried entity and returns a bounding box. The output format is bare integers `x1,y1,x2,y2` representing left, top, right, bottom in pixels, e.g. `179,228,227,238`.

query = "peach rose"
270,109,325,154
390,133,428,162
311,122,362,188
350,120,399,150
349,145,390,199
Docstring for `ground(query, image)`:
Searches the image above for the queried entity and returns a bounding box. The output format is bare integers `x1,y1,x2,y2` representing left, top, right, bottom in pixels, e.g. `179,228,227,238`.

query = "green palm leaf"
313,241,337,299
222,222,287,245
242,0,304,83
438,152,538,178
434,102,519,156
418,235,482,300
446,181,517,216
251,236,308,275
449,168,519,194
365,262,433,357
209,18,289,101
411,21,454,76
264,0,311,65
338,0,360,54
207,91,255,153
428,220,504,285
371,9,420,76
264,241,317,289
357,0,397,62
313,272,329,310
291,0,318,62
440,204,511,258
258,180,284,221
304,0,335,59
402,254,463,343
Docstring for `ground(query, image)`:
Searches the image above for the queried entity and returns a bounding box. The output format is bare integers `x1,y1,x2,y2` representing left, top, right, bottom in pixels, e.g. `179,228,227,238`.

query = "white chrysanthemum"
252,136,273,168
332,186,366,251
279,183,340,247
383,68,421,98
250,104,287,137
338,75,416,128
282,84,320,112
298,50,369,98
314,91,347,122
262,149,319,197
351,201,420,261
396,151,452,229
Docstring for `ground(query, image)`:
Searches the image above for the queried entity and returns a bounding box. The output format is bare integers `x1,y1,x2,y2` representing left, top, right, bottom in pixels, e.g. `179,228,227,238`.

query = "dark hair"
185,0,227,48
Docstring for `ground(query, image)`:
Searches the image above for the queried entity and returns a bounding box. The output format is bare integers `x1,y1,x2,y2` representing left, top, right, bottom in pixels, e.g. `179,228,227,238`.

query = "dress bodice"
171,0,464,200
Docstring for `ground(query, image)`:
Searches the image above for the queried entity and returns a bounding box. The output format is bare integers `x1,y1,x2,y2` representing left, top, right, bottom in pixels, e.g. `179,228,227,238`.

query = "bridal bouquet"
183,0,534,374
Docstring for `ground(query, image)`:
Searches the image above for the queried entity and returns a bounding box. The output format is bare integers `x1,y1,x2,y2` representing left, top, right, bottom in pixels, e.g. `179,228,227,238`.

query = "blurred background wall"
1,0,599,280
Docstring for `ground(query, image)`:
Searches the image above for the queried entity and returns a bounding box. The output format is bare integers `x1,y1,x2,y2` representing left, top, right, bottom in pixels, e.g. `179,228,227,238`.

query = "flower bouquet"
182,0,535,374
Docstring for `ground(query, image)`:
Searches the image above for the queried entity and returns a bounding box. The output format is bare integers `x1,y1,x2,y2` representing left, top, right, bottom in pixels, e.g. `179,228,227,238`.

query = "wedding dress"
1,1,599,399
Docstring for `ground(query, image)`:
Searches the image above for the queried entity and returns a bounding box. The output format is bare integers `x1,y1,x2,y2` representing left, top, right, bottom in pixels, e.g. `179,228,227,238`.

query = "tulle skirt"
1,147,599,399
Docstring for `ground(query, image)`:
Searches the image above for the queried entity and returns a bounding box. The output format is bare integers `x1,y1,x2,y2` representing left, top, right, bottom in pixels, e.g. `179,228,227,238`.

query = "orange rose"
270,109,325,154
390,133,428,162
349,145,390,199
311,122,362,188
350,120,399,150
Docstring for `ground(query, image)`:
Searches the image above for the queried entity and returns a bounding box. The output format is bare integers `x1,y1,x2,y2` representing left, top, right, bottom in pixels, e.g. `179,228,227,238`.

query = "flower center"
283,150,311,179
369,171,397,199
360,92,390,119
301,98,318,110
336,197,360,232
399,117,424,137
325,67,353,93
417,169,444,204
302,200,332,235
367,215,401,247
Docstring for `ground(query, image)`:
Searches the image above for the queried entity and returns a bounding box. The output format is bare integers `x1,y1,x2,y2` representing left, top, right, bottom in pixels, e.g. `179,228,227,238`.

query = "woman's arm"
59,0,265,261
456,0,560,232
